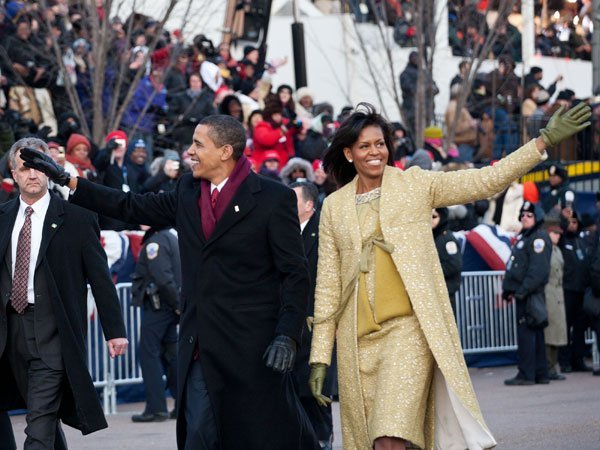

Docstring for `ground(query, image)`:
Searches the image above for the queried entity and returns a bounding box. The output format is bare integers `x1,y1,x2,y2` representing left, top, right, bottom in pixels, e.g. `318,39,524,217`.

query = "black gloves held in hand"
20,147,71,186
263,335,297,373
105,138,120,152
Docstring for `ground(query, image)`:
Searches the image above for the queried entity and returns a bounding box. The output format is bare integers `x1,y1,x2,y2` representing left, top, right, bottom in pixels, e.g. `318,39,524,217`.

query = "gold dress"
355,189,434,449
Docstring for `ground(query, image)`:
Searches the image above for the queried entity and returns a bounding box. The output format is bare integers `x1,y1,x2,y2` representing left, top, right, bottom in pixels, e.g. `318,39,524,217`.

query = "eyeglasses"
520,212,535,219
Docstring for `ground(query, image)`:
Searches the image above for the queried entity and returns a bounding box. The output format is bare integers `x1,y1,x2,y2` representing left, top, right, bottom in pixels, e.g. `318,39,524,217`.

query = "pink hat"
312,159,323,171
66,133,91,155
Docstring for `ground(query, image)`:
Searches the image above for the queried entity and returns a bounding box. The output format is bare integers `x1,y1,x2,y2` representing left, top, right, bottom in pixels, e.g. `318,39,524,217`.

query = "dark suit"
293,213,334,443
0,194,127,445
70,173,318,449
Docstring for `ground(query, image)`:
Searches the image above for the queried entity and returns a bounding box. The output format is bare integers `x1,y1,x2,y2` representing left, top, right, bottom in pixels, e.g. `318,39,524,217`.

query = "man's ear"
221,144,234,161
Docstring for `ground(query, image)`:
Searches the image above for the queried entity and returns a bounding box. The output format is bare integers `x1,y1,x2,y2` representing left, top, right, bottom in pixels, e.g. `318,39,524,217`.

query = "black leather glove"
106,138,120,153
36,125,52,140
20,147,71,186
263,335,297,373
502,290,514,302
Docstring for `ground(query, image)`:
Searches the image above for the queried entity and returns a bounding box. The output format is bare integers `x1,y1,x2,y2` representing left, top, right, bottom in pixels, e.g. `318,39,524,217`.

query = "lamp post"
291,0,307,89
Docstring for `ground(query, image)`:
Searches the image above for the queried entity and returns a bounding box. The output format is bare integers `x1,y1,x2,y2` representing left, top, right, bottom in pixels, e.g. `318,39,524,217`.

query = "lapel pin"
234,205,240,212
51,223,57,228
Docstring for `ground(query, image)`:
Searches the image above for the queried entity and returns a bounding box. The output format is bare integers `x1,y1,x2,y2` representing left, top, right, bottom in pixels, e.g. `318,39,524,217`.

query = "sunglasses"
520,212,535,219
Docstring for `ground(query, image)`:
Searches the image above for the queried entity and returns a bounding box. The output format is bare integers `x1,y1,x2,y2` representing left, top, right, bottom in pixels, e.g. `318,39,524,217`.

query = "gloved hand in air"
539,102,591,147
105,138,120,153
20,147,71,186
263,335,296,373
309,363,332,407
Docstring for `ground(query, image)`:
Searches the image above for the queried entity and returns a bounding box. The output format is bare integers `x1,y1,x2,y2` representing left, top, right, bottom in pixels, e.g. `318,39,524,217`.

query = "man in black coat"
432,207,462,314
502,201,552,386
558,211,593,372
21,116,319,450
290,181,333,449
0,138,128,448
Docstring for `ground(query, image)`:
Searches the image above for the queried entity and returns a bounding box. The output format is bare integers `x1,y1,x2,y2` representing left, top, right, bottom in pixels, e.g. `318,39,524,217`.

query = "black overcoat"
0,194,126,434
71,173,318,449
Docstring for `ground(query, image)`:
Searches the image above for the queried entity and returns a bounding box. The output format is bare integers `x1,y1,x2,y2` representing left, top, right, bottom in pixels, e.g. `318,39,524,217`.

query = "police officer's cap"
548,163,567,179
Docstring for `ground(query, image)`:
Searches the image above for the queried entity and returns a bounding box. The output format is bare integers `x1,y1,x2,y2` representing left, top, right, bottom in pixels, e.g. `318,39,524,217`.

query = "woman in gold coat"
308,103,591,450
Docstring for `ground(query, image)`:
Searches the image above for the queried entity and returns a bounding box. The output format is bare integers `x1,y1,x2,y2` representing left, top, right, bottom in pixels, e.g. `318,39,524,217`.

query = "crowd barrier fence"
88,274,599,413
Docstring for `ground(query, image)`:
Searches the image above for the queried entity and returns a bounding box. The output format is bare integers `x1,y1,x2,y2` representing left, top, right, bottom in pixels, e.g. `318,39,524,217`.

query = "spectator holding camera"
253,94,301,167
143,151,183,193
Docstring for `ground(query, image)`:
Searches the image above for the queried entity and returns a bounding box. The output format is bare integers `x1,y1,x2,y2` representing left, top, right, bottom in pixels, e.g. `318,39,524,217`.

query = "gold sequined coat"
310,140,547,450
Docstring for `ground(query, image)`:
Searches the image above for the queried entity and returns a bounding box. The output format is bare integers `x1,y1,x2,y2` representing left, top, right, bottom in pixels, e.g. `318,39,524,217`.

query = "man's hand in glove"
263,335,296,373
539,102,591,148
105,138,120,153
309,363,332,407
20,147,71,187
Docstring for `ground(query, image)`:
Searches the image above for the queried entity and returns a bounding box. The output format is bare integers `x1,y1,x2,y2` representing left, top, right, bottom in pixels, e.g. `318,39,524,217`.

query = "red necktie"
11,206,34,314
210,188,219,210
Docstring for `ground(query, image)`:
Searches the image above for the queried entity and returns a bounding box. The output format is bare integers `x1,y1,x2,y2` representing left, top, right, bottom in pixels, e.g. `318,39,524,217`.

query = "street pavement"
9,364,600,449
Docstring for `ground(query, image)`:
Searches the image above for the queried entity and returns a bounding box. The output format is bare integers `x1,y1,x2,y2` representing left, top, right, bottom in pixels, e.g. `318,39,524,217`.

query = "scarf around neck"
199,155,251,240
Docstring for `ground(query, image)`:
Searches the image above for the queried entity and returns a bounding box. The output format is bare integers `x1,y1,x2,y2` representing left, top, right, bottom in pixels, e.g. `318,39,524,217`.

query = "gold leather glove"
308,363,332,407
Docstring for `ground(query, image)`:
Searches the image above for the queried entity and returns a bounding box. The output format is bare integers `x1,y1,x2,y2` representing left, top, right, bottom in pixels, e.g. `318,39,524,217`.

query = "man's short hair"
199,115,246,160
8,137,49,170
290,181,318,205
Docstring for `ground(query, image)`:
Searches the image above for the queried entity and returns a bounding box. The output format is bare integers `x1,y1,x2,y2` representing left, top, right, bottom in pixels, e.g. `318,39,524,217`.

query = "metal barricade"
87,276,598,413
455,271,599,366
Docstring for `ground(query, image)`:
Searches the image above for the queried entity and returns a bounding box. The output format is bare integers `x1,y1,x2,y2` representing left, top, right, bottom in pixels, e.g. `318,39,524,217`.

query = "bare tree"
38,0,204,144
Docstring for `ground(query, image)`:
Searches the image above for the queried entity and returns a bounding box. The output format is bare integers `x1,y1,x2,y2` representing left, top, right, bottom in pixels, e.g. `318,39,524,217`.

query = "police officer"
131,227,181,422
432,208,462,314
558,211,593,372
503,201,552,385
541,163,575,213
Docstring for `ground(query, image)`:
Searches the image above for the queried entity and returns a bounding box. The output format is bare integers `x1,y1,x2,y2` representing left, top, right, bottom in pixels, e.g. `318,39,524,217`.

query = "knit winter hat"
548,163,568,179
423,126,443,139
66,133,91,155
106,130,128,147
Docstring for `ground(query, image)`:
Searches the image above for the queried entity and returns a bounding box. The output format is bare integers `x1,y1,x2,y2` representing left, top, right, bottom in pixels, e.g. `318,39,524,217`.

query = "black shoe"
561,365,572,373
131,412,169,423
169,409,177,419
504,376,535,386
548,372,566,380
593,369,600,376
571,363,593,372
535,378,550,384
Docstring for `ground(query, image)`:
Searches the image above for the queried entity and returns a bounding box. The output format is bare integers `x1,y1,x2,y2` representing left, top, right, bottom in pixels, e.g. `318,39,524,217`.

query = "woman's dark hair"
323,103,395,186
247,109,263,134
218,95,243,121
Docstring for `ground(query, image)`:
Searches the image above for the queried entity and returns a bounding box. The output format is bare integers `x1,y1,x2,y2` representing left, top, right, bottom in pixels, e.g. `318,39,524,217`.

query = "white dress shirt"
300,219,309,234
211,178,229,195
11,191,51,304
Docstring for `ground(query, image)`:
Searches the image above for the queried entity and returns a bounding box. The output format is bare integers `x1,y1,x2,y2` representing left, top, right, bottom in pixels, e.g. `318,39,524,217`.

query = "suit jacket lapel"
181,180,206,245
206,174,258,246
302,213,319,255
0,199,19,273
35,194,64,269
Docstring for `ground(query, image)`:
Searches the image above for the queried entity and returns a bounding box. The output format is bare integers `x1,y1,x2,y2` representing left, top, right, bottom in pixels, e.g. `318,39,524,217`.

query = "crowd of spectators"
0,0,597,240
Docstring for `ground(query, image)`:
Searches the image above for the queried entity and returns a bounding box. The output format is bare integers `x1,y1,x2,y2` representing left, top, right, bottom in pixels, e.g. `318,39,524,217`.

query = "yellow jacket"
310,139,546,450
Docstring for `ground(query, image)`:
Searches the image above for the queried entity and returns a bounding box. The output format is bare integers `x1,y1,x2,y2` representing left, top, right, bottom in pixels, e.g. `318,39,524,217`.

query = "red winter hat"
105,130,128,147
312,159,323,171
66,133,91,155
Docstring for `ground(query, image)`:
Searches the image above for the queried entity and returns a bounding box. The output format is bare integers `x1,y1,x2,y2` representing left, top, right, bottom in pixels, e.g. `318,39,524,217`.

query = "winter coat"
544,245,567,346
311,139,547,450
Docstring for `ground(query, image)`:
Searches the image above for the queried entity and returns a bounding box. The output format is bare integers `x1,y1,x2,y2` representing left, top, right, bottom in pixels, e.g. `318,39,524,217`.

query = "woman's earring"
348,159,353,163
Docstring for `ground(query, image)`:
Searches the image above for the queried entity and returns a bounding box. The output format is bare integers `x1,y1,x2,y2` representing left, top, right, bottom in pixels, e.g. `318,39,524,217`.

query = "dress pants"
559,290,587,368
183,359,219,450
6,306,64,450
516,315,548,381
139,304,178,414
